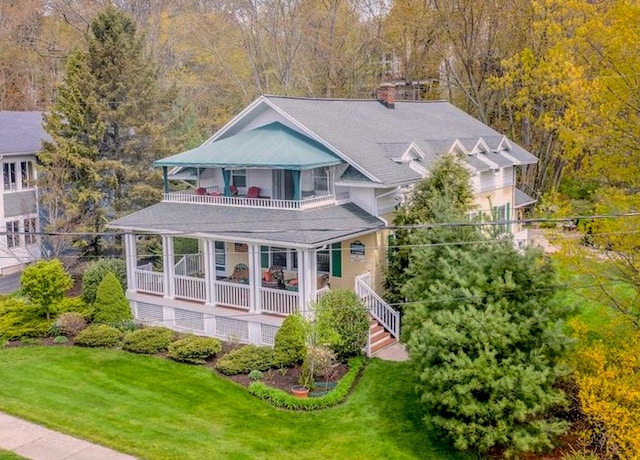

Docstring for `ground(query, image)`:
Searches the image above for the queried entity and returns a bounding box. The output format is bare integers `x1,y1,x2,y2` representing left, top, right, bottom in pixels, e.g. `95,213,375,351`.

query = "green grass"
0,451,24,460
0,347,470,460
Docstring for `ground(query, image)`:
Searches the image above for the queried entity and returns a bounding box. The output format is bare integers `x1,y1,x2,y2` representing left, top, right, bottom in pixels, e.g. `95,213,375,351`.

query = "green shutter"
331,242,342,277
260,246,269,268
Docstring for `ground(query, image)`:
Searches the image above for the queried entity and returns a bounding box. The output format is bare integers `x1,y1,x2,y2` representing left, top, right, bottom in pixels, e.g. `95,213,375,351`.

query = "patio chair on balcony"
195,187,207,196
230,185,238,196
247,186,261,199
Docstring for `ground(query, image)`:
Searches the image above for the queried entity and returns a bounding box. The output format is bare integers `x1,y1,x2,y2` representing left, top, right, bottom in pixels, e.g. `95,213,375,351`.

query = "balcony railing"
163,191,335,210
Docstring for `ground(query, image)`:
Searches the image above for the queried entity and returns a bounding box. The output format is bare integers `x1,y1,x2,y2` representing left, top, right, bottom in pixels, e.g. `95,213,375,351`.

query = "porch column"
203,239,215,305
247,243,262,313
123,233,137,291
298,248,317,319
162,235,175,298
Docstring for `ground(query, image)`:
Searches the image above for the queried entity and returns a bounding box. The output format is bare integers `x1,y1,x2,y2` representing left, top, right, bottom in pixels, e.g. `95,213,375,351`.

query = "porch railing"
355,274,399,339
216,280,250,309
315,286,330,301
174,275,206,302
163,192,335,210
135,269,164,295
259,287,299,316
175,253,202,276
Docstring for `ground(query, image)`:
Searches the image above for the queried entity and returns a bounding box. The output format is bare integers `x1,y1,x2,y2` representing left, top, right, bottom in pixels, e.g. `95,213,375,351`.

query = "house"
108,87,537,353
0,112,44,274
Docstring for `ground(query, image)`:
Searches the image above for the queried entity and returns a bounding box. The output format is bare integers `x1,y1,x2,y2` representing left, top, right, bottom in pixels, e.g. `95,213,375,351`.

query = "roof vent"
376,83,396,109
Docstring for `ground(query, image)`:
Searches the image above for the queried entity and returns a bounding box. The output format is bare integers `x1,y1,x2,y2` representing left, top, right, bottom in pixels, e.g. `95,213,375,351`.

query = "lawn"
0,346,470,460
0,451,24,460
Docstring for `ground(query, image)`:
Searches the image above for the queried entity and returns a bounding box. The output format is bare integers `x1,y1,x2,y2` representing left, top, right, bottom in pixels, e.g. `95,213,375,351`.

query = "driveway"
0,272,21,294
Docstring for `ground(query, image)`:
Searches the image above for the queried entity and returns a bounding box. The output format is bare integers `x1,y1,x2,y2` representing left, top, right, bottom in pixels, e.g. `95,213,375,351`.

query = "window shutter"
331,242,342,277
260,246,269,268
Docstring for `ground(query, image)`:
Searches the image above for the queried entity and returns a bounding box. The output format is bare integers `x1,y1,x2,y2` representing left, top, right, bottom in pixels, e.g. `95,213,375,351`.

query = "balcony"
163,188,336,210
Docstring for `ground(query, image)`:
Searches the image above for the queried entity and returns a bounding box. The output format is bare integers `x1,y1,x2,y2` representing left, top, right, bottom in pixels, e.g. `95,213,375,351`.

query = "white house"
109,87,537,354
0,112,44,274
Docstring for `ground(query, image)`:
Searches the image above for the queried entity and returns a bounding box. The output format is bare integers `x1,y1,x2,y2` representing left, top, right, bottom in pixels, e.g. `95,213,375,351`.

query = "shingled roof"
261,96,537,185
109,201,385,247
0,111,48,155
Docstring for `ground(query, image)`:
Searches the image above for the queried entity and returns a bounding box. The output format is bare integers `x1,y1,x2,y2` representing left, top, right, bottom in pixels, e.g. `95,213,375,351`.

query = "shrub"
0,298,50,340
92,272,132,323
167,335,222,364
122,327,175,354
75,324,122,348
53,335,69,344
82,258,127,304
56,297,91,316
214,345,275,375
55,312,87,337
248,357,364,410
249,370,263,381
20,259,73,321
273,315,306,367
314,289,369,358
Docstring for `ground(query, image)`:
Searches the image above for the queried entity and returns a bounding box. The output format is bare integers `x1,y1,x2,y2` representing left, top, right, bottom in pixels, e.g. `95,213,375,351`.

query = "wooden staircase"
369,317,396,355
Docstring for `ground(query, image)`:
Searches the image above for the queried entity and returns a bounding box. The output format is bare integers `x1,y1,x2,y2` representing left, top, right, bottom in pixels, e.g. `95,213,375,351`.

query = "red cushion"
288,279,298,286
247,186,261,198
263,271,273,282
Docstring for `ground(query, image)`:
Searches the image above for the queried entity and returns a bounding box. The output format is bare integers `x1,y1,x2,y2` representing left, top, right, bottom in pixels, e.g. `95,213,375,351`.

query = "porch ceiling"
154,122,343,171
108,202,385,246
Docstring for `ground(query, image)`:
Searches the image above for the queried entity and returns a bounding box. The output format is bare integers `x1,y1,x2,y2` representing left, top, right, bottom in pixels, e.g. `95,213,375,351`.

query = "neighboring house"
0,112,44,275
109,87,537,353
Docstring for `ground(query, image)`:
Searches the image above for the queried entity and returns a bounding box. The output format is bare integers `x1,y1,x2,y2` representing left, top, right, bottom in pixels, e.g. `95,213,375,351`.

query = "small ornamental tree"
82,258,127,304
20,259,73,321
314,289,369,359
273,314,307,366
92,272,132,323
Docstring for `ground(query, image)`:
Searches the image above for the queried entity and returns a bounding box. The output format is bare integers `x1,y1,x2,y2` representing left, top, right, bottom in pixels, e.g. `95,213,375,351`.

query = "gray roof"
263,96,537,185
514,188,537,208
0,112,48,155
108,202,385,247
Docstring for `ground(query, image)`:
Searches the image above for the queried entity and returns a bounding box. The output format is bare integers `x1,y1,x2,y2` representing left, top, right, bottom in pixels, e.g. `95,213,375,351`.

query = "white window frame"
231,169,247,188
5,220,19,248
268,247,298,271
23,217,37,245
3,163,17,191
21,161,35,188
316,248,330,274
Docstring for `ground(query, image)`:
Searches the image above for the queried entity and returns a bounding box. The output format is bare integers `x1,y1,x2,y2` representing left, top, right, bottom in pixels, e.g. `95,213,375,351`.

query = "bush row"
247,357,365,410
74,325,222,363
214,345,276,375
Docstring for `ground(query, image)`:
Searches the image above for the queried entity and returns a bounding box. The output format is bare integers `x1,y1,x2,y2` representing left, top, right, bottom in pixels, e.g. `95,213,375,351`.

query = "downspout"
162,166,169,194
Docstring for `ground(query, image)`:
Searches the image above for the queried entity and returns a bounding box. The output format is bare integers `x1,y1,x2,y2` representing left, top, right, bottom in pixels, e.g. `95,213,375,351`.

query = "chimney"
376,83,396,108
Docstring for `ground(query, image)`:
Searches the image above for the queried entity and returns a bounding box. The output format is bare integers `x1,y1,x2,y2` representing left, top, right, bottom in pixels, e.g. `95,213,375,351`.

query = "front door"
273,170,295,200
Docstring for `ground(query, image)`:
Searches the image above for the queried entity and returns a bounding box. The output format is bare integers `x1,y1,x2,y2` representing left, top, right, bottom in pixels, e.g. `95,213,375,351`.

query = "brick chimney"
376,83,396,108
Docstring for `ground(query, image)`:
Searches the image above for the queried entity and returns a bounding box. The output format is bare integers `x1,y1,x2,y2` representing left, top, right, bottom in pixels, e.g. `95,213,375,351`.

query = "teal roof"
155,122,343,170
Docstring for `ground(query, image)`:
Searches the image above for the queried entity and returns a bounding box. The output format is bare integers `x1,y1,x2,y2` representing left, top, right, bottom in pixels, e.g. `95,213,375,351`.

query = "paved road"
0,272,21,294
0,412,136,460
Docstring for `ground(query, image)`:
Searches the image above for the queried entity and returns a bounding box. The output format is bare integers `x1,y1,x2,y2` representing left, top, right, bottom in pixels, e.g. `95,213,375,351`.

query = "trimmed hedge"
273,314,306,366
248,357,365,410
122,327,175,354
214,345,275,375
74,324,122,348
168,335,222,364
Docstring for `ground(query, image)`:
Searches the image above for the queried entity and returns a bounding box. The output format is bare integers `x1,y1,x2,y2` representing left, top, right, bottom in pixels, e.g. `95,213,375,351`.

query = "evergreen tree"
384,154,475,307
403,226,574,454
20,259,74,321
92,272,132,324
39,6,173,255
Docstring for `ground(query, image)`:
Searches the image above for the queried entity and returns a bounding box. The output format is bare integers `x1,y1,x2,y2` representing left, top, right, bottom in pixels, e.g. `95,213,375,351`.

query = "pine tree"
403,226,574,454
39,6,173,255
384,154,475,307
92,272,132,324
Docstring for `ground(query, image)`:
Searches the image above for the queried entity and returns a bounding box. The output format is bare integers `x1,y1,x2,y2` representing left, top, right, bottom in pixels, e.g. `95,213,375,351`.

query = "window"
3,163,16,190
493,204,509,233
317,248,330,273
21,161,35,188
6,221,19,248
24,218,36,245
214,241,226,273
268,247,298,271
313,167,329,194
231,169,246,188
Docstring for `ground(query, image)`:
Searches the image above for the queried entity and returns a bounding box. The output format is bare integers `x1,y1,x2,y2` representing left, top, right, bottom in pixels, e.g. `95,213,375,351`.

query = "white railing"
215,280,250,309
135,269,164,295
315,286,330,301
355,274,399,339
259,287,300,316
163,192,335,210
174,275,206,302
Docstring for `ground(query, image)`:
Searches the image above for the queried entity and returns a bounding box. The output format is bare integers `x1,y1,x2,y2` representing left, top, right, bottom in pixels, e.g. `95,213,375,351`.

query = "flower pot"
291,385,310,399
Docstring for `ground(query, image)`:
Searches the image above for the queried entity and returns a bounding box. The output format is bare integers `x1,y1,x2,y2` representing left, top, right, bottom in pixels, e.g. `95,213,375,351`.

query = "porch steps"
369,319,396,355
